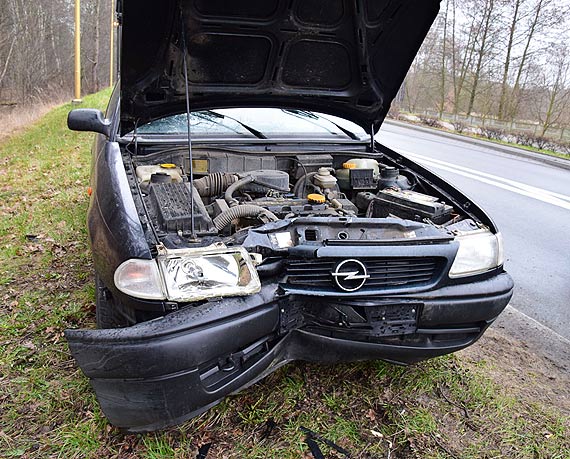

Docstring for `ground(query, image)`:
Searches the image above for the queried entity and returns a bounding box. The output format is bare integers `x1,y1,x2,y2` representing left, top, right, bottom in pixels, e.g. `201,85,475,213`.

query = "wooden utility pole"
73,0,82,102
110,0,115,87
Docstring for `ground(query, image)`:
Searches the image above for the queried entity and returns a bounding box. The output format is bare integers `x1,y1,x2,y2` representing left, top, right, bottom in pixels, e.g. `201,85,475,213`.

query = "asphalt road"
378,122,570,341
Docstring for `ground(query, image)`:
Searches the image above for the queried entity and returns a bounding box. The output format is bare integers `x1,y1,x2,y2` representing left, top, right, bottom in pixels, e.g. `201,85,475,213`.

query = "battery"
357,189,453,224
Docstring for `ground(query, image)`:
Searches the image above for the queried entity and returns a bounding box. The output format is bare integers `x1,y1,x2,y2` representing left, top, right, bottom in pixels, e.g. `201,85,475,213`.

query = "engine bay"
127,146,467,250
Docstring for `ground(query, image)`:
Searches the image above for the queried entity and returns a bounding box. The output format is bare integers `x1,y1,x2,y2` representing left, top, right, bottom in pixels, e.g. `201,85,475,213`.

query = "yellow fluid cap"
160,163,177,169
307,193,326,204
342,162,356,169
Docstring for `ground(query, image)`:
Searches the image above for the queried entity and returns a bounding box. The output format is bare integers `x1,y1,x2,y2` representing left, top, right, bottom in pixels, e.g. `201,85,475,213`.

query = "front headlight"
114,259,167,300
449,230,504,278
157,247,261,302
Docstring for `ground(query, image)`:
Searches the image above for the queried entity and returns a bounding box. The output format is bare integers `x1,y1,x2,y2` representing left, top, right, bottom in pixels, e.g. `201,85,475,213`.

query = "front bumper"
65,272,513,432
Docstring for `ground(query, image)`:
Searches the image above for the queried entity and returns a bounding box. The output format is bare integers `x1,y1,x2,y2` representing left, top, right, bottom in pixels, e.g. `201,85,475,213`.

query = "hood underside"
120,0,440,135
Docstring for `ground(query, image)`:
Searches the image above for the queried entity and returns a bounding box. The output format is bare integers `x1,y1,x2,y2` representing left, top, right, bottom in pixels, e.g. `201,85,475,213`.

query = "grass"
469,135,570,160
474,135,568,160
0,92,569,458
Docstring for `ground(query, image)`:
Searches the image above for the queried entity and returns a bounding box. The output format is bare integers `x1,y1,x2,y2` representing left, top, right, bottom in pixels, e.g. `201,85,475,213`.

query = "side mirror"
67,109,111,137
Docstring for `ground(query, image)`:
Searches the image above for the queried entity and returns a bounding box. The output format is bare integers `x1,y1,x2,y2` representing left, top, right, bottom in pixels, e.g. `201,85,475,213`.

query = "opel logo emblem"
331,259,370,292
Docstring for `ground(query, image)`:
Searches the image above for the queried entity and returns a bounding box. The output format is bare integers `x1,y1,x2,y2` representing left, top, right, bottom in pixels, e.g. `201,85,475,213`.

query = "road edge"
383,119,570,172
491,305,570,372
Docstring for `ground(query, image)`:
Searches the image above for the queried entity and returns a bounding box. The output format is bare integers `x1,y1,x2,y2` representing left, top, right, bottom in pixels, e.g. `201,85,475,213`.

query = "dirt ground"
460,310,570,417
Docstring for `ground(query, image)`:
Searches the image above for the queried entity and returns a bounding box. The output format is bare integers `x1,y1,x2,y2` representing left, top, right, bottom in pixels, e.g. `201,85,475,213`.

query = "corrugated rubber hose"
193,173,238,197
213,204,279,231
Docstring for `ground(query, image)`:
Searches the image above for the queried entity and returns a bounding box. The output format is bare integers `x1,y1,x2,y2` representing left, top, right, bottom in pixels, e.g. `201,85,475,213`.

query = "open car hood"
119,0,440,136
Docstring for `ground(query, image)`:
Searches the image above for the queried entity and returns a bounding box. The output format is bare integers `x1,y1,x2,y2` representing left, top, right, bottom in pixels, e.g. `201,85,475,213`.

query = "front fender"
88,141,152,290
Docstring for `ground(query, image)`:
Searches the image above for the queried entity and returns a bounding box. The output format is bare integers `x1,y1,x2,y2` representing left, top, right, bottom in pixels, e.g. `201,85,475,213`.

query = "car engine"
132,149,458,249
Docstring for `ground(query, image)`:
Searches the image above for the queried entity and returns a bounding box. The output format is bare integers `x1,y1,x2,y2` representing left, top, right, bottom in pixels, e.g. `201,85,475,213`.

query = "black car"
65,0,513,432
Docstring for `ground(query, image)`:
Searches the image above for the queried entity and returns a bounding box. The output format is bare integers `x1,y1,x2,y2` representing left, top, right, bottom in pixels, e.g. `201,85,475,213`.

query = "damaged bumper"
65,273,513,432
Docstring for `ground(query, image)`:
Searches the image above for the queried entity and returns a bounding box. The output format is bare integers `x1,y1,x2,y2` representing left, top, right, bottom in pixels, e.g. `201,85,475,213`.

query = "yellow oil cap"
342,162,356,169
307,193,326,204
160,163,177,169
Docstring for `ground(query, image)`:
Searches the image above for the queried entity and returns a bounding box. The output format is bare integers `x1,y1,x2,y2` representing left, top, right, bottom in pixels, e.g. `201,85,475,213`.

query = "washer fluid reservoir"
136,164,184,188
336,158,379,190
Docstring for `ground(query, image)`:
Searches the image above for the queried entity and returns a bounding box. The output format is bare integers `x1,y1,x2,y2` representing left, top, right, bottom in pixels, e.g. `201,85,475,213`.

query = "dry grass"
0,94,84,142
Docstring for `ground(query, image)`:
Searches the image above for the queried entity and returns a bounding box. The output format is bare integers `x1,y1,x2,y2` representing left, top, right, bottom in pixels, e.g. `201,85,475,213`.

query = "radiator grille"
285,257,443,291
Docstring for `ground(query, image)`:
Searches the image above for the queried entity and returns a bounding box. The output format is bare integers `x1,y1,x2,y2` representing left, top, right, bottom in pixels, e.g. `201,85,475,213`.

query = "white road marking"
403,151,570,202
397,150,570,211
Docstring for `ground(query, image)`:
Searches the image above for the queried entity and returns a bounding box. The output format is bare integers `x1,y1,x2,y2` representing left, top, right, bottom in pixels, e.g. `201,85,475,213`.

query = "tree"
506,0,566,121
533,44,570,136
0,0,113,106
497,0,523,120
465,0,502,116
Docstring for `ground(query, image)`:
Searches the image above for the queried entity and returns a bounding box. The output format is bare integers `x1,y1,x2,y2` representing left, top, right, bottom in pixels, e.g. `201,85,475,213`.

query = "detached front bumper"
65,272,513,432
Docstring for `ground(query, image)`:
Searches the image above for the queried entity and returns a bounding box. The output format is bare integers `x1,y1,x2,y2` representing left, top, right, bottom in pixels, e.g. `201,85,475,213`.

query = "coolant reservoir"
336,158,379,190
136,164,183,187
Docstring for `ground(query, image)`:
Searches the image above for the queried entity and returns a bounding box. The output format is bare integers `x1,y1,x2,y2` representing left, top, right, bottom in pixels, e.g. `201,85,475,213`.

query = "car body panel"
119,0,441,134
88,140,153,285
65,273,513,431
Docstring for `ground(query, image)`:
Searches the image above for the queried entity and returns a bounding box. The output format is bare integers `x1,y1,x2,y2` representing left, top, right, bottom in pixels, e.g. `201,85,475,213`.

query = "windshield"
135,108,368,140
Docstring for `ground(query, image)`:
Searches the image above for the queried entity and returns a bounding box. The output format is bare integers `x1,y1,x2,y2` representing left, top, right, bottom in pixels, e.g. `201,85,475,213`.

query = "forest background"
1,0,570,148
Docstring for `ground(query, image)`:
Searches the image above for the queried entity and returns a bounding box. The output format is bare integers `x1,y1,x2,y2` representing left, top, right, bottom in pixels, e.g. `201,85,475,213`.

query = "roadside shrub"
452,121,466,134
419,116,440,128
513,132,535,147
511,132,568,153
554,141,570,156
480,127,505,141
542,139,567,154
533,136,551,150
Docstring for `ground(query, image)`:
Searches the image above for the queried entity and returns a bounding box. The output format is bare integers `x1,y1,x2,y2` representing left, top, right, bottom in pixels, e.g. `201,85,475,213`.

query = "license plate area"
364,303,421,336
298,300,421,337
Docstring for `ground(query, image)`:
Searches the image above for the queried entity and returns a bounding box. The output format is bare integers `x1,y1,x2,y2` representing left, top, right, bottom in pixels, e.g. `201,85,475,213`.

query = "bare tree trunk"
541,91,557,136
454,11,482,114
0,36,16,88
450,0,458,110
540,48,569,136
467,0,494,116
92,0,102,92
47,4,63,88
498,0,521,120
439,0,449,117
508,0,544,120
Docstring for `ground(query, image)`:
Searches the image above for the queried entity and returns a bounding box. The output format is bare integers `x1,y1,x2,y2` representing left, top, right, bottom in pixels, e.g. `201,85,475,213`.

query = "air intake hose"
193,173,238,197
213,205,278,231
225,175,256,207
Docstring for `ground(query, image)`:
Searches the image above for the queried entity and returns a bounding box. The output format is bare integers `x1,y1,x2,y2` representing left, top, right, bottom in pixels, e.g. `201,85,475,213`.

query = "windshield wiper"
203,110,267,139
281,109,360,141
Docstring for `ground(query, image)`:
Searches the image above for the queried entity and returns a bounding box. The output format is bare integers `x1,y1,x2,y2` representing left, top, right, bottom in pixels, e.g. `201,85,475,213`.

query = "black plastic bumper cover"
65,273,513,432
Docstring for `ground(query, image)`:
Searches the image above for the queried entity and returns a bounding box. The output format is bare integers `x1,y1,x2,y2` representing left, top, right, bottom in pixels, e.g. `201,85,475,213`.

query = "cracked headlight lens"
449,230,504,278
157,247,261,302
